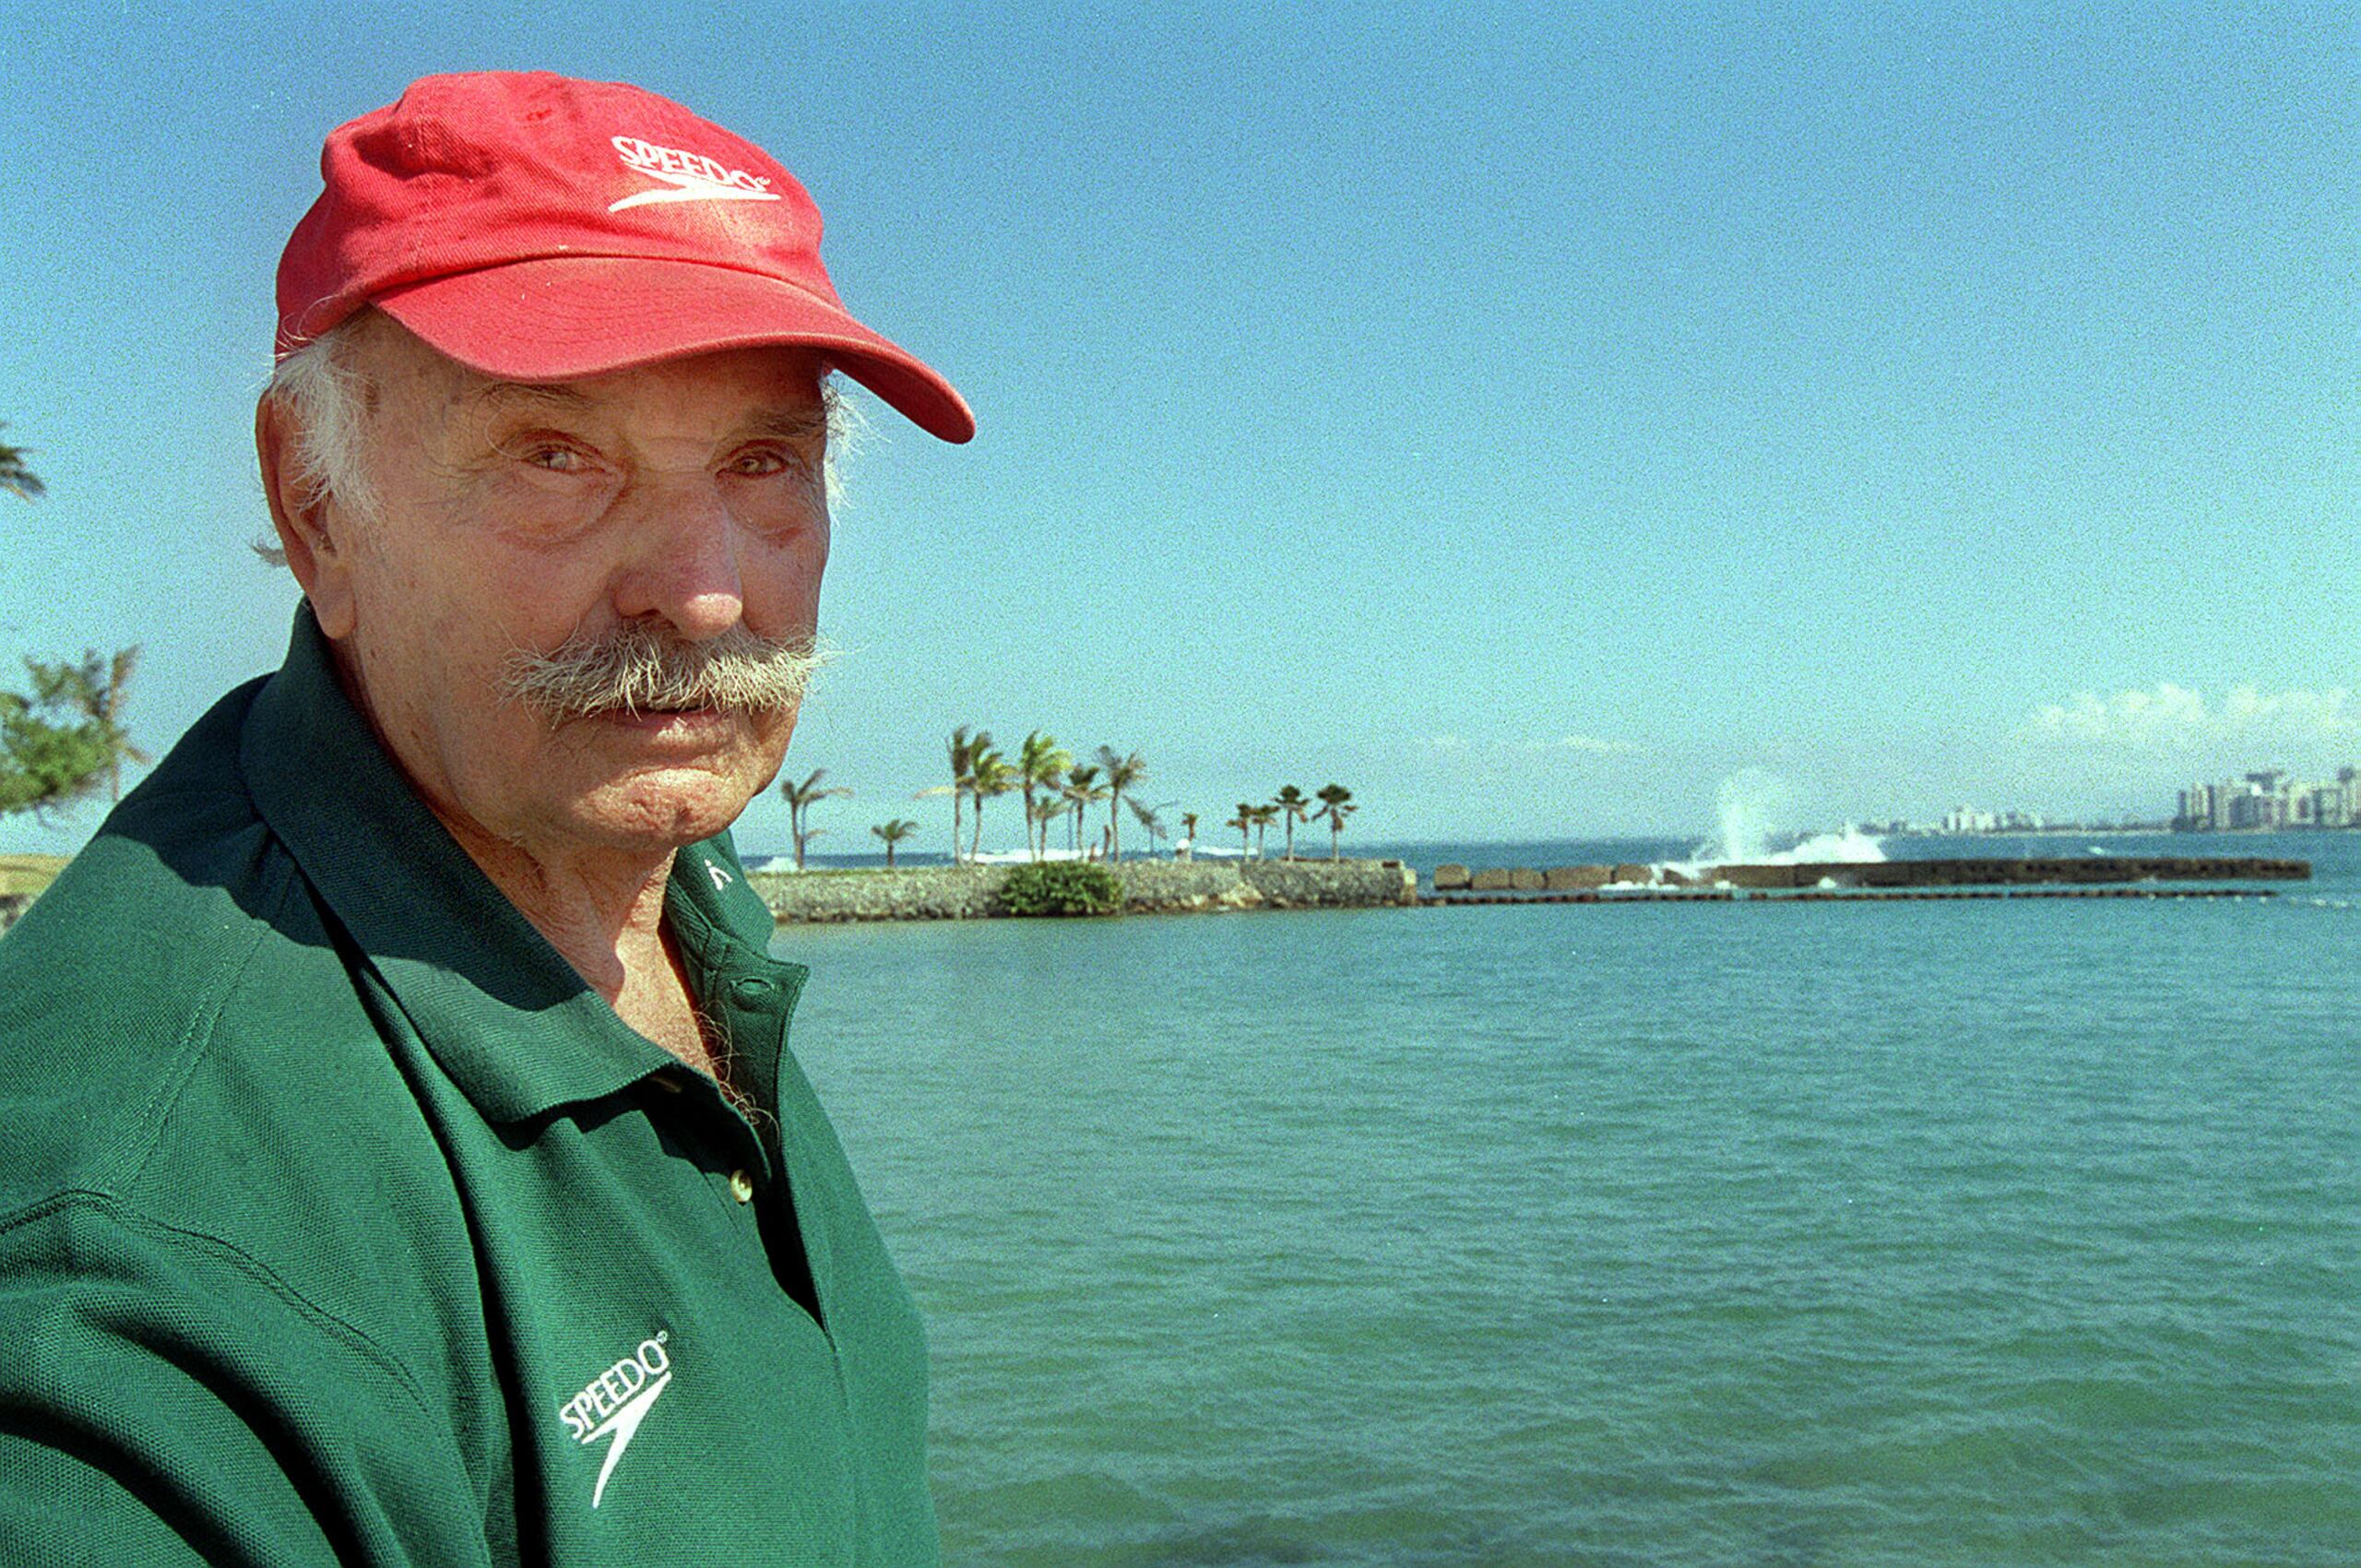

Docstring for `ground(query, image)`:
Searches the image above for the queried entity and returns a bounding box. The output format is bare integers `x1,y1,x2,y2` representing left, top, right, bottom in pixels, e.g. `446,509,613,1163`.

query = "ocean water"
778,833,2361,1567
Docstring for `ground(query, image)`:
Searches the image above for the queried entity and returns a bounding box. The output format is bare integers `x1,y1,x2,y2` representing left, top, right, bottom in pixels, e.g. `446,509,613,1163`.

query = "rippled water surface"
781,835,2361,1566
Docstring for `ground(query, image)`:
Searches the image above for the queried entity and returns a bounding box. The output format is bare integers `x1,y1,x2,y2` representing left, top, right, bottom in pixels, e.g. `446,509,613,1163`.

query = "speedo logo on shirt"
558,1330,673,1507
609,136,782,212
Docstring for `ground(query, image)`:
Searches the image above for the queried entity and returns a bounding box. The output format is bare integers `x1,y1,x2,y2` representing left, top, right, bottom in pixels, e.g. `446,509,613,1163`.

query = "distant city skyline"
5,6,2353,853
1808,750,2361,841
2175,765,2361,834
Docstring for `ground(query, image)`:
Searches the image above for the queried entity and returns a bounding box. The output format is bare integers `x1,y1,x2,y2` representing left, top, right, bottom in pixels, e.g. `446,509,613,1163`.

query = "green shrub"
996,861,1124,917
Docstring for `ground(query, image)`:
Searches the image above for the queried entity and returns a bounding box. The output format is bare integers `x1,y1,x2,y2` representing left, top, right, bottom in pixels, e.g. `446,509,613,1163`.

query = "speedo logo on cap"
608,136,782,212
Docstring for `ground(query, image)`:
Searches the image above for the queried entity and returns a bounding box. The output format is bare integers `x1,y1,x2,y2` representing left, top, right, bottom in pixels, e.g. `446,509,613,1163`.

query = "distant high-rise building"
2169,768,2358,830
2229,787,2284,830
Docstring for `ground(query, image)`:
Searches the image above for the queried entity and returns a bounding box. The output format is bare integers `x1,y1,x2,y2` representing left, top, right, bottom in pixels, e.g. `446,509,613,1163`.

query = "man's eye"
527,446,587,472
729,450,793,477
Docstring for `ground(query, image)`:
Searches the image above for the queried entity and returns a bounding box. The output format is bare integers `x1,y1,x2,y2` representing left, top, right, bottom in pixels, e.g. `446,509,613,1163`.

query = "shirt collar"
240,605,792,1123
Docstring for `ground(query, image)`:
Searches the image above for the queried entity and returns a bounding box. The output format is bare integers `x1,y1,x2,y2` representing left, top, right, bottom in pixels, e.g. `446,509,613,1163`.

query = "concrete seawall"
751,858,1418,922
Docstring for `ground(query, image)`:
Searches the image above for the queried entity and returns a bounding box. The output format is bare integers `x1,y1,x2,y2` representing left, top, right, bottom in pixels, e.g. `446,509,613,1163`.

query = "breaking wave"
1655,770,1889,882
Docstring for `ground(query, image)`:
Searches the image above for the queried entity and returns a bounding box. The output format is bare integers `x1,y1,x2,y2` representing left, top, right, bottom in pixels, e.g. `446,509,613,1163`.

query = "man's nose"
611,478,744,640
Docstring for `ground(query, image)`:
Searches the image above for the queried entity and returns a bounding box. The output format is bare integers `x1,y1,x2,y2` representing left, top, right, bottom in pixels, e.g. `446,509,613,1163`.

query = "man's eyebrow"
741,407,830,441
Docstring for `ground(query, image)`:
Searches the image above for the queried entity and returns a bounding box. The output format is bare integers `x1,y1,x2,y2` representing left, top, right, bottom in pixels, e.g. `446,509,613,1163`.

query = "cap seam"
369,251,844,314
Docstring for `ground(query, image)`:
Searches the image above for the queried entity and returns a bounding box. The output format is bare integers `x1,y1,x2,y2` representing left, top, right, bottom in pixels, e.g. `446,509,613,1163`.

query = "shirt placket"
673,951,835,1330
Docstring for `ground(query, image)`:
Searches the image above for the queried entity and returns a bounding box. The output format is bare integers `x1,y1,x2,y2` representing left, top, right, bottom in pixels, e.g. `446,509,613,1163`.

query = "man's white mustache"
499,622,831,720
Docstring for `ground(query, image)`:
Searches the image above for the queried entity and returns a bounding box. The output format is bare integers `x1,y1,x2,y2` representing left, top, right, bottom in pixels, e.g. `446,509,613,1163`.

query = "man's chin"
553,762,767,853
528,708,789,853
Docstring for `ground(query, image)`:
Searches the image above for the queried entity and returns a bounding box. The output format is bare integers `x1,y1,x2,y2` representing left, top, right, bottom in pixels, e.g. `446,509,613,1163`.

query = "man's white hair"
265,316,383,534
256,311,861,564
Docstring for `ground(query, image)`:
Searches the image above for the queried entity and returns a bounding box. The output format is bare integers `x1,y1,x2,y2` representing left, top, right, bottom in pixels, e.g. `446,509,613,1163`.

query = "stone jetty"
753,858,1418,923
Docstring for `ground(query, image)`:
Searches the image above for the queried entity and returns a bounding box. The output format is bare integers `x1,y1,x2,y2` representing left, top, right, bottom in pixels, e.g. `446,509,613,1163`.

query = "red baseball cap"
276,71,974,443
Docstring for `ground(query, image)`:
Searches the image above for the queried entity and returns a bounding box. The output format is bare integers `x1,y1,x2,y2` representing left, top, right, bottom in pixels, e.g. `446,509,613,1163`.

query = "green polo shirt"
0,609,937,1565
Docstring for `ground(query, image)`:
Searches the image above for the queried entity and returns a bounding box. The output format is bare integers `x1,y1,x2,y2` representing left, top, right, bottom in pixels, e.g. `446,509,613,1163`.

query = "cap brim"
372,255,975,444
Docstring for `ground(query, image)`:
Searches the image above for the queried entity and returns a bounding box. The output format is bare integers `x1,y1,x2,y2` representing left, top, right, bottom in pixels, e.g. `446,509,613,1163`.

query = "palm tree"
1062,764,1107,855
0,424,44,503
940,727,980,864
968,747,1014,860
1097,747,1146,861
1127,795,1169,857
871,818,919,871
1227,803,1253,858
0,456,147,811
1314,783,1357,860
1026,794,1064,854
779,767,851,870
32,647,148,802
1273,785,1310,860
90,647,148,801
1017,731,1073,861
1247,802,1278,859
1180,811,1199,861
4,656,124,821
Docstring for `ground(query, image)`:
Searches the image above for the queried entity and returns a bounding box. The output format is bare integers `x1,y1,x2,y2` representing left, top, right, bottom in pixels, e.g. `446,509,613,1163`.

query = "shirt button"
730,1170,755,1204
732,977,772,1003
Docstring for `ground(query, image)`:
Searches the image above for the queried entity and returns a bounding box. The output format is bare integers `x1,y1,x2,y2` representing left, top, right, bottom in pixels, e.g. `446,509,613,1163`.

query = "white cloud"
1417,732,1640,759
2021,683,2361,752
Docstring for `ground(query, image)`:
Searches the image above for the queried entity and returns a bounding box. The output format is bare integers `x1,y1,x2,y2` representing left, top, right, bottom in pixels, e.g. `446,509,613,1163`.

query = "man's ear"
255,394,358,638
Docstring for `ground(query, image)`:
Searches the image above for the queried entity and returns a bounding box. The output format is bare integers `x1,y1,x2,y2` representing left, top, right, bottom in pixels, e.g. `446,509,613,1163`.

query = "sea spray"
1773,826,1891,864
1708,769,1792,864
1658,770,1889,881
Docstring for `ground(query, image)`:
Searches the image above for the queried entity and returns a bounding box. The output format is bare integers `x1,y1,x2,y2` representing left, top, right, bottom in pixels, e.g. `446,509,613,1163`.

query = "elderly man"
0,73,969,1564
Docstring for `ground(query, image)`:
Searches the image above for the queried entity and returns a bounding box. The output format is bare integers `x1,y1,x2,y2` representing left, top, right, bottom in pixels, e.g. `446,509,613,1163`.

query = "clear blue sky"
5,2,2355,853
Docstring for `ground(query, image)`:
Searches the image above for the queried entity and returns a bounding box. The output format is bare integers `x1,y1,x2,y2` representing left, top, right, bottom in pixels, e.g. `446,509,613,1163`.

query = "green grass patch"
0,854,67,897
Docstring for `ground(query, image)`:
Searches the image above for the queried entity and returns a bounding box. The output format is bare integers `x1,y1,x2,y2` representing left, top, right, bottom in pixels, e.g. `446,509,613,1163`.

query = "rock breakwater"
752,858,1418,922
